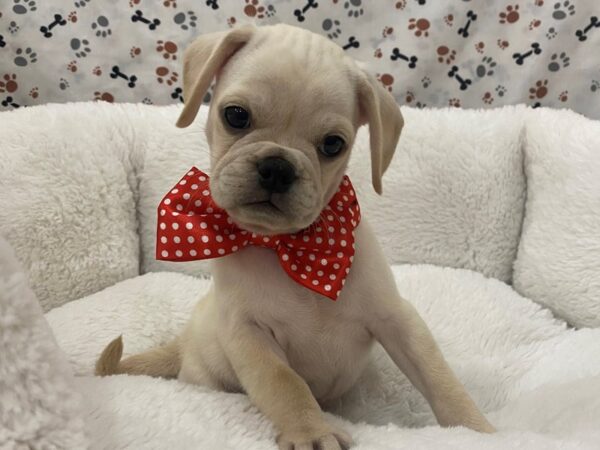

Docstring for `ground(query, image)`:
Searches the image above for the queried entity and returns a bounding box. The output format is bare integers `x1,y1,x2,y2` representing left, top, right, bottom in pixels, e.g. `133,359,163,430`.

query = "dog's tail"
95,335,181,378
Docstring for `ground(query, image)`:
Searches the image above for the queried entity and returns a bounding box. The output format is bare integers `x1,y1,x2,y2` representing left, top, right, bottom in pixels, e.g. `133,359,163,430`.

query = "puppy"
97,24,494,450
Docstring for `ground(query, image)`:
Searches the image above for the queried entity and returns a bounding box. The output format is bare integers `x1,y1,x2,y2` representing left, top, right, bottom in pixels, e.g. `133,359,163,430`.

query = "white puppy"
97,24,494,450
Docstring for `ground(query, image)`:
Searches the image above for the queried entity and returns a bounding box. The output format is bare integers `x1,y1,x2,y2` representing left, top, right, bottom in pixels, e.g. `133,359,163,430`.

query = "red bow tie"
156,167,361,300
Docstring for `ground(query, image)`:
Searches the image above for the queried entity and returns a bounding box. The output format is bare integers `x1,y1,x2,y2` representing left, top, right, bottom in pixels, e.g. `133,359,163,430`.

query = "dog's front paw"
277,424,353,450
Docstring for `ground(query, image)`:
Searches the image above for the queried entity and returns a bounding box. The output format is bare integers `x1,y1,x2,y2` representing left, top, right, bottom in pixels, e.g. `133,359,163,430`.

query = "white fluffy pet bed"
1,103,600,449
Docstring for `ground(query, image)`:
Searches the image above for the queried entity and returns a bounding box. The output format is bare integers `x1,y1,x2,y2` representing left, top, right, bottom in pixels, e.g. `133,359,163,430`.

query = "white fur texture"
0,236,87,449
0,103,140,311
513,108,600,327
46,266,600,449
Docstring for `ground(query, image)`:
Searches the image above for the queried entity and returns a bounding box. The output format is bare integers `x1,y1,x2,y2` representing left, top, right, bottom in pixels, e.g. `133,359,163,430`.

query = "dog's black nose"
257,157,297,194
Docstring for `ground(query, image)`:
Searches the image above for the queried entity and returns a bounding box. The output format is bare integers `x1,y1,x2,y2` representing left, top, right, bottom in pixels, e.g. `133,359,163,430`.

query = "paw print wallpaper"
0,0,599,118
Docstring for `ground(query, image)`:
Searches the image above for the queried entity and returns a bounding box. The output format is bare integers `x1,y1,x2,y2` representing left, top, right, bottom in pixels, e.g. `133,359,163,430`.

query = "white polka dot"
309,254,316,261
328,226,334,233
194,200,202,207
172,223,179,230
207,207,214,213
227,217,233,224
187,236,195,243
324,284,332,291
297,250,304,256
291,264,297,271
173,236,181,244
187,212,194,216
328,238,335,245
305,266,312,272
300,274,308,280
190,249,197,257
229,234,236,240
342,279,346,285
204,249,211,256
214,214,221,219
317,270,324,276
175,250,183,257
263,237,270,243
337,252,344,258
164,199,171,205
185,222,193,230
343,179,349,186
327,215,334,221
200,222,207,229
329,274,336,280
343,195,348,201
232,245,239,251
201,236,209,243
172,212,179,217
312,279,319,286
213,224,219,230
216,235,223,242
321,258,327,266
161,250,169,257
333,263,340,269
187,171,194,176
345,268,350,274
337,201,343,207
171,189,179,194
182,193,190,201
316,227,322,232
337,206,343,212
179,180,187,185
176,204,183,211
340,217,346,223
340,240,347,247
160,209,166,216
243,240,249,245
350,189,355,196
337,291,341,297
341,228,347,234
160,236,167,244
218,248,225,255
199,175,207,181
316,237,323,244
202,189,210,196
349,256,354,262
191,184,198,190
303,236,310,242
282,254,289,261
159,223,166,230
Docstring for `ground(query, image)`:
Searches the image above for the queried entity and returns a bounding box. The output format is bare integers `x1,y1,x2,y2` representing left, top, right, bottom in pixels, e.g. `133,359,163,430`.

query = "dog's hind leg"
95,335,181,378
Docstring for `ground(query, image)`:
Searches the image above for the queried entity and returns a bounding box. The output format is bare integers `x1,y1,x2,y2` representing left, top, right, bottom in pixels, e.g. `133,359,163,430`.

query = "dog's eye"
318,135,345,157
224,106,250,129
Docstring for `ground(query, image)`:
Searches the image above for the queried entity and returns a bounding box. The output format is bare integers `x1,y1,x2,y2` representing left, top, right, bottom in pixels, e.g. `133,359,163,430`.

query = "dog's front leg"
223,322,353,450
368,295,495,433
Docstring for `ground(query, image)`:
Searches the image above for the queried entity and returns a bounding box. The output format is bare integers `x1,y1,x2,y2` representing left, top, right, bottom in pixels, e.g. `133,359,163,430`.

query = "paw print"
499,4,520,24
12,0,36,15
173,11,197,30
344,0,364,18
448,98,461,108
156,40,178,60
92,65,102,76
591,80,600,93
244,0,266,18
475,41,485,53
227,17,237,27
8,21,20,34
495,85,507,97
529,19,541,30
29,87,38,98
163,0,177,7
497,39,510,49
376,73,394,92
548,52,570,72
476,56,497,78
382,26,394,38
558,90,568,102
444,14,453,26
535,0,544,5
405,90,415,104
395,0,407,10
68,11,77,23
142,97,153,105
92,15,111,37
421,76,431,88
71,38,91,58
436,46,456,64
374,48,383,58
0,74,18,93
528,79,548,99
265,4,276,17
156,66,179,86
59,78,70,90
130,46,141,58
482,92,494,104
14,47,37,67
322,19,341,39
408,18,430,37
546,27,558,39
67,60,77,72
552,1,575,20
74,0,91,7
94,91,114,102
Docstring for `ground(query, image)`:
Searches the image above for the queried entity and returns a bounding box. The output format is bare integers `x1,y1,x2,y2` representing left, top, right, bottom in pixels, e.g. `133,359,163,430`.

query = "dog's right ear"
176,25,255,128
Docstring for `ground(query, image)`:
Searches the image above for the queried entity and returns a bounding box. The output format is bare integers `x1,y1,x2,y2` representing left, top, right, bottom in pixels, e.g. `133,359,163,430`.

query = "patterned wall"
0,0,599,119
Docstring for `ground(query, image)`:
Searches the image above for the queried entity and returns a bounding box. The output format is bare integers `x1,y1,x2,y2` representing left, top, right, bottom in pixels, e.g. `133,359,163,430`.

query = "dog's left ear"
176,25,255,128
357,72,404,194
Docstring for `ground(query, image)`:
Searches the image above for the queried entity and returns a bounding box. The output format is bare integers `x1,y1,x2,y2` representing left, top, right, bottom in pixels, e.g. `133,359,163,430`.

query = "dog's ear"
357,72,404,194
176,26,255,128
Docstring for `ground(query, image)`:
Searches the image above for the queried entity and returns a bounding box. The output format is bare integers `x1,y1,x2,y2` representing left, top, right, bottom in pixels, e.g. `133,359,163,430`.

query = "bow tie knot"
156,167,361,300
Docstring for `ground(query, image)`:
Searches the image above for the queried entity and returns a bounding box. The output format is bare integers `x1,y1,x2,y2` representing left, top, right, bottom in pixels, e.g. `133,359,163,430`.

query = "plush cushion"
349,106,527,282
46,266,600,449
0,103,140,311
513,108,600,327
0,236,86,448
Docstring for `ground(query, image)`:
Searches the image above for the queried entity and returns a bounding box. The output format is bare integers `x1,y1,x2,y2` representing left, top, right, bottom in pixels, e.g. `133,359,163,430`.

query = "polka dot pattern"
156,167,361,300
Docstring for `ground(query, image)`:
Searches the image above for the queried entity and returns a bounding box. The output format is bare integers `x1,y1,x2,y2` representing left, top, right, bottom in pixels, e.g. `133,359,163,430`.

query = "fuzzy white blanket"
44,265,600,449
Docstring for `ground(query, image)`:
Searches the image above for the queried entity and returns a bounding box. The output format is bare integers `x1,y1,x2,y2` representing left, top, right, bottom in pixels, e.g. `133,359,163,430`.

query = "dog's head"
176,24,403,235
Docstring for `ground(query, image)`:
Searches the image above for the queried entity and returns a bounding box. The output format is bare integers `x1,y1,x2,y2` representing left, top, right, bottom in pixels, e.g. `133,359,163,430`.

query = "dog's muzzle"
257,156,297,194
